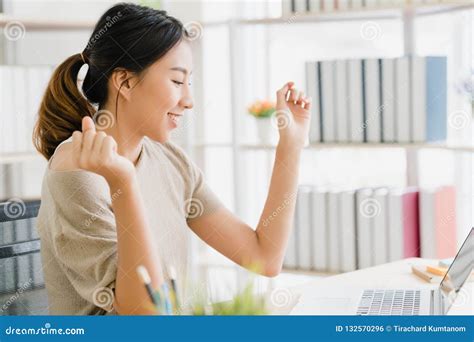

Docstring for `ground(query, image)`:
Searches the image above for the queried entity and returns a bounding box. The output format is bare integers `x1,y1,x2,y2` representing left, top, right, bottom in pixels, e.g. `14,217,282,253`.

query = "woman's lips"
167,113,182,128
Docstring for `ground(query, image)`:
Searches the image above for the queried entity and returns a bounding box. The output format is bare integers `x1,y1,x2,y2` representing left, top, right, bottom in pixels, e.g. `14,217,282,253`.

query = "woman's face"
124,40,194,142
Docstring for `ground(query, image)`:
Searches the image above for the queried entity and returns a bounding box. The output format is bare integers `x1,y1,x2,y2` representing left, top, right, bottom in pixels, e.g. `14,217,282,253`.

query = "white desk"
267,258,473,315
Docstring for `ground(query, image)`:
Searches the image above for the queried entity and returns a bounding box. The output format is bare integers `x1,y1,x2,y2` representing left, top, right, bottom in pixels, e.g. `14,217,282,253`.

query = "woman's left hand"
274,81,312,150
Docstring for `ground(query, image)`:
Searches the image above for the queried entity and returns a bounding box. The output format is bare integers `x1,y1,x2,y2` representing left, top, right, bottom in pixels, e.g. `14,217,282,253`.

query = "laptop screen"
439,228,473,314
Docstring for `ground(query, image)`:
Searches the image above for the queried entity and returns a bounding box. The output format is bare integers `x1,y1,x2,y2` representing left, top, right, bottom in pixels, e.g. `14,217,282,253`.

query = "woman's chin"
146,131,169,143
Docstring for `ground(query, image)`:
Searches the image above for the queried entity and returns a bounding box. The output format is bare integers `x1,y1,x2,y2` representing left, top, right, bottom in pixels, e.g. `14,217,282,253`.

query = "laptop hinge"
429,290,434,315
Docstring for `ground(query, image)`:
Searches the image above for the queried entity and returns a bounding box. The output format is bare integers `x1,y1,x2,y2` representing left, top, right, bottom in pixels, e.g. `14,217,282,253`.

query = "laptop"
291,228,473,315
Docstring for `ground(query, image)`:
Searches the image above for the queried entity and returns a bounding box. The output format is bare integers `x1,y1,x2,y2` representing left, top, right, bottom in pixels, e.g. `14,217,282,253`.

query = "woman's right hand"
72,116,135,188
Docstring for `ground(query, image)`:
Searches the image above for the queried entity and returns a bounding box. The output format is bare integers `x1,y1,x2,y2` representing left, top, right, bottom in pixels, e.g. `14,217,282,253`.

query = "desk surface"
267,258,473,315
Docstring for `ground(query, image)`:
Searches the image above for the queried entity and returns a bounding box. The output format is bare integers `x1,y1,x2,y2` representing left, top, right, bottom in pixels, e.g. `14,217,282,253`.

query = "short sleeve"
47,171,118,313
185,159,224,222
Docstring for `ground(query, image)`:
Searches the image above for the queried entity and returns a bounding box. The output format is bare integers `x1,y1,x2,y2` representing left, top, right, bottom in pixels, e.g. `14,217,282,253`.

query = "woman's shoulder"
143,137,193,169
45,141,110,204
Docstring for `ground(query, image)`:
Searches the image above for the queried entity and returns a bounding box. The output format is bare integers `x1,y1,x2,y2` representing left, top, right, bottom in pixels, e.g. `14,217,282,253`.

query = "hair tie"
80,51,87,64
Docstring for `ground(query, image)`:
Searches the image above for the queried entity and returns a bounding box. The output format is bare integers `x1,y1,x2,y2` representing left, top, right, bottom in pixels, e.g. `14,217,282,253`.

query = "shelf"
204,2,474,27
1,3,470,31
2,142,471,165
198,142,474,153
281,267,336,277
0,152,43,164
0,15,95,31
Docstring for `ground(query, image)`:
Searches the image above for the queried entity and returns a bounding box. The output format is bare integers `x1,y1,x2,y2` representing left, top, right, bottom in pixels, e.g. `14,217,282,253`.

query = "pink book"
387,187,420,261
420,186,457,258
435,186,457,258
402,189,420,258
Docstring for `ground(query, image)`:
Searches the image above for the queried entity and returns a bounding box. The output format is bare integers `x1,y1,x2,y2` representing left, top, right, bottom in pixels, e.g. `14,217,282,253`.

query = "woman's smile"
167,112,182,128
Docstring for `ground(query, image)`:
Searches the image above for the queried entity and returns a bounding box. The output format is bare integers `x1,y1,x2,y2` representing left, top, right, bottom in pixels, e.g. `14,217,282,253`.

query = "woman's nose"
181,93,194,110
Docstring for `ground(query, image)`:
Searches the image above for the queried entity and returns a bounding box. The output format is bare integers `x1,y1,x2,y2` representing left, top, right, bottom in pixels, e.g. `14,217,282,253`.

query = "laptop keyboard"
356,289,421,315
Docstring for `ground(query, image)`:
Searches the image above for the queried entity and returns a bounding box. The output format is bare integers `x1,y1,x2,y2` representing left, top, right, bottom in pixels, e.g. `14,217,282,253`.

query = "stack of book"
305,56,447,144
0,216,44,294
0,65,54,154
284,185,457,272
283,0,456,15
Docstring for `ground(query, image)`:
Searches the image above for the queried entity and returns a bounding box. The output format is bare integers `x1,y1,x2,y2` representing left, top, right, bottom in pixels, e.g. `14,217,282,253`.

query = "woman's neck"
99,108,144,166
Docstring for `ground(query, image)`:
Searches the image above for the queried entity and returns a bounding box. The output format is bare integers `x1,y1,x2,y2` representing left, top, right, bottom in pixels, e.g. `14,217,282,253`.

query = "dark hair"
34,2,188,159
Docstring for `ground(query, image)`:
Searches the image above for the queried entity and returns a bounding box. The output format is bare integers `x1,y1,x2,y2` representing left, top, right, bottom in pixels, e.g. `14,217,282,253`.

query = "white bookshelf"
1,3,472,31
0,15,95,30
0,152,42,165
1,2,472,280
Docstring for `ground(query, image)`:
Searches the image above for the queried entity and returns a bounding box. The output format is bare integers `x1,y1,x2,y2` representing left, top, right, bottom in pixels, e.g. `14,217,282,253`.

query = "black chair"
0,199,49,315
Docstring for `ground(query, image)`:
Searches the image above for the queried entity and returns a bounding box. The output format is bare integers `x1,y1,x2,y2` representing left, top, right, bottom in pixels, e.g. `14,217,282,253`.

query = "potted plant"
247,100,276,144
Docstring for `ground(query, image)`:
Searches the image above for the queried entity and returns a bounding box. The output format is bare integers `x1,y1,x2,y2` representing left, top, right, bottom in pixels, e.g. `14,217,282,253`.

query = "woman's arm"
72,117,163,314
188,81,311,276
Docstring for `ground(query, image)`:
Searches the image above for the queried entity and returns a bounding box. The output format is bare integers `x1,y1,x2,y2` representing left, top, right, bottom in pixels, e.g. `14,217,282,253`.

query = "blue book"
411,56,447,142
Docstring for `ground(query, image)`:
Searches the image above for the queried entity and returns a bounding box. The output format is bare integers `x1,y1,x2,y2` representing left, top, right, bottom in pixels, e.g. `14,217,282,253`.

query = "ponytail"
33,53,95,160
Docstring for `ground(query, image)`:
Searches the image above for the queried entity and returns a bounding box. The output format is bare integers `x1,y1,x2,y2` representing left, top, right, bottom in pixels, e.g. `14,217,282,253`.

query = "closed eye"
172,80,184,86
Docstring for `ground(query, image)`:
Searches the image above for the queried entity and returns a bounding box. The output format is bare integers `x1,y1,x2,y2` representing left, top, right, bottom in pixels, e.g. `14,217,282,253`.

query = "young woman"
34,3,311,315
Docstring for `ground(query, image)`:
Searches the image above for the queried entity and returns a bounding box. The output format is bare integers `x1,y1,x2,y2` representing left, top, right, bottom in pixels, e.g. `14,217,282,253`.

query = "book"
395,56,411,142
322,0,335,11
13,67,28,152
1,66,15,153
387,187,420,261
320,60,336,142
347,59,364,142
306,61,321,143
363,59,382,143
334,59,350,142
285,192,299,268
380,58,396,142
311,187,327,271
309,0,322,12
411,56,447,142
356,188,374,269
351,0,364,9
340,190,357,272
282,0,293,15
419,186,457,258
296,186,312,269
294,0,308,13
373,188,388,265
327,190,341,272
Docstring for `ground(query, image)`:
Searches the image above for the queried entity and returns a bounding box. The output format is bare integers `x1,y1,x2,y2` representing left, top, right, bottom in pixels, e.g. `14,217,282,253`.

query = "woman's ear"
111,68,137,101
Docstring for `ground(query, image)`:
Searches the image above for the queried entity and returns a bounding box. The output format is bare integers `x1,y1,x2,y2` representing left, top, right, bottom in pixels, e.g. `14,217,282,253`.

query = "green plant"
190,283,268,315
247,100,275,119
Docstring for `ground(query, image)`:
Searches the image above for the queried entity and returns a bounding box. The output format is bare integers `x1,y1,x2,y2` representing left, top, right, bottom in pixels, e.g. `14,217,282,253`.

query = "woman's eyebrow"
170,67,192,75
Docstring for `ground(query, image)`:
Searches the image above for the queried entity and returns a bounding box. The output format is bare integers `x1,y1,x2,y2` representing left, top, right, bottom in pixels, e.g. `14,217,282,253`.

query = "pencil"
169,266,180,310
161,283,173,315
136,265,159,307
